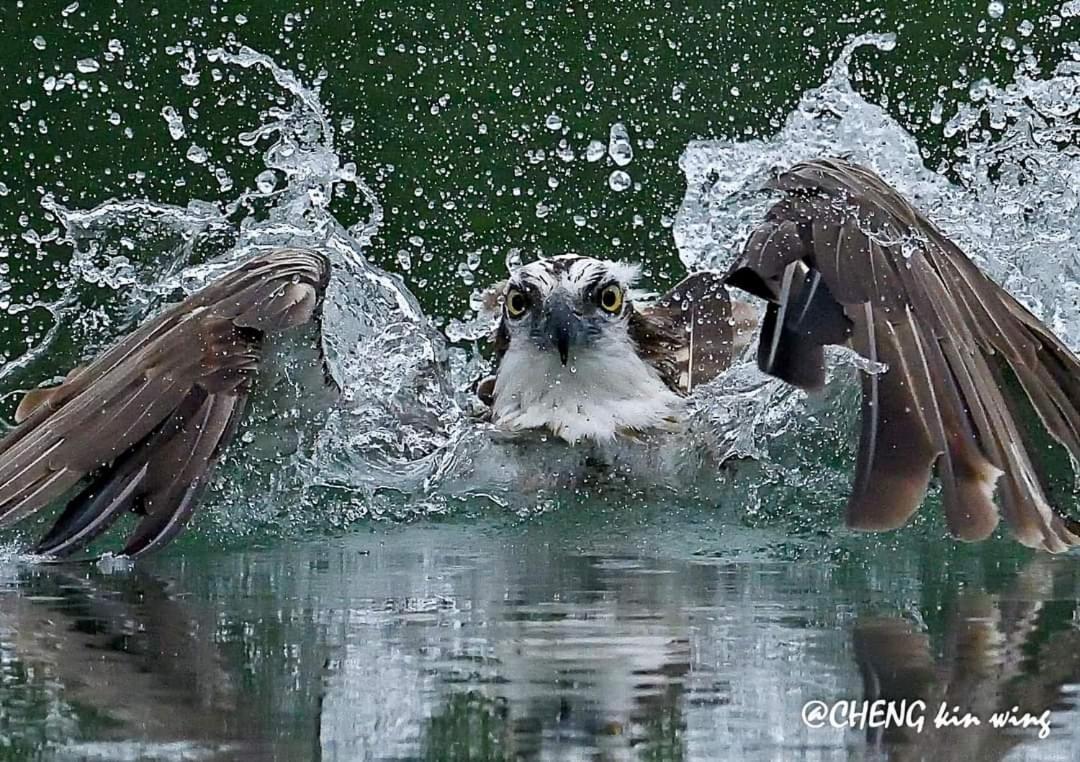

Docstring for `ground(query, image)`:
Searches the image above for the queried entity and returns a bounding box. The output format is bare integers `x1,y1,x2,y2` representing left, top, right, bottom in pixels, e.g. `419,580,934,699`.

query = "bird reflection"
493,601,691,757
0,565,276,760
407,550,697,760
6,533,1080,761
854,557,1080,761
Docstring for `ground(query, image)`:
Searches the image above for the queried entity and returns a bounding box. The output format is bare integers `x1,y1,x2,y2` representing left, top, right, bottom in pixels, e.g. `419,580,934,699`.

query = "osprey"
0,159,1078,556
474,255,756,443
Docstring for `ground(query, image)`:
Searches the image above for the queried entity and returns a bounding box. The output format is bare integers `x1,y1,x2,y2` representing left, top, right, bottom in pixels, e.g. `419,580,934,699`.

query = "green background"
0,0,1072,328
0,1,1077,759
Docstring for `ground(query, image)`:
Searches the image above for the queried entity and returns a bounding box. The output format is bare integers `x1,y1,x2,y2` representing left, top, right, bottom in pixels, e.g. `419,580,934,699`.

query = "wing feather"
0,248,330,557
725,158,1080,551
846,307,938,532
633,271,757,393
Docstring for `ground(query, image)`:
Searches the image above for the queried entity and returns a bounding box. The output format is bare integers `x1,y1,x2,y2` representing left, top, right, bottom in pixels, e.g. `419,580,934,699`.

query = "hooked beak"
543,299,581,366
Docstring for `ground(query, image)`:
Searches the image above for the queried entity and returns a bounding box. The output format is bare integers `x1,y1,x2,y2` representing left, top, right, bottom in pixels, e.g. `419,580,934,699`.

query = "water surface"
2,516,1078,760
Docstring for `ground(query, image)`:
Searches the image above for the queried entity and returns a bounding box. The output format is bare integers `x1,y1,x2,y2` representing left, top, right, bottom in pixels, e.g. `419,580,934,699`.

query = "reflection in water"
0,565,310,760
0,523,1078,760
855,557,1080,762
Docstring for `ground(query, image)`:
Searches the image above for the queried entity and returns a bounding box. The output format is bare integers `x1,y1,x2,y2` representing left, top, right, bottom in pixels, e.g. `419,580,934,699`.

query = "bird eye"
598,284,624,314
505,288,529,318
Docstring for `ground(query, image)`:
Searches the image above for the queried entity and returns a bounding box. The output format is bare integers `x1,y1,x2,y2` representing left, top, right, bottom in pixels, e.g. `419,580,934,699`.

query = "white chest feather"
490,337,683,444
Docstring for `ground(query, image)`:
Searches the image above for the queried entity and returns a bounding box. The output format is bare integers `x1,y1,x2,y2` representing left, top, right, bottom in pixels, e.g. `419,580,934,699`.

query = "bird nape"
0,158,1077,557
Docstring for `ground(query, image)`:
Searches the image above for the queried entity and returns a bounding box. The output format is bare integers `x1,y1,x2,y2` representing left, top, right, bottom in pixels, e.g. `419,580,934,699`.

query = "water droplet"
185,144,208,164
396,250,412,271
32,36,46,51
214,168,233,192
255,170,277,194
585,140,605,162
988,0,1005,18
545,113,563,131
76,58,100,74
608,122,633,166
161,106,186,140
608,170,631,192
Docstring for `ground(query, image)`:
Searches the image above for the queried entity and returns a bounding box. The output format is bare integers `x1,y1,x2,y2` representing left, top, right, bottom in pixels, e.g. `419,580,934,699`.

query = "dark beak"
543,299,581,366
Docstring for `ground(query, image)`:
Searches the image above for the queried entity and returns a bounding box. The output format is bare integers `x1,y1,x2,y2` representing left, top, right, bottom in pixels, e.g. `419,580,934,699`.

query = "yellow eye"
505,288,529,318
599,284,623,314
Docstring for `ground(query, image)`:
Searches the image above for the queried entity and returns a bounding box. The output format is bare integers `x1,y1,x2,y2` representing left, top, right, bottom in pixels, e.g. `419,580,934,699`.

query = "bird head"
481,253,746,443
498,254,642,366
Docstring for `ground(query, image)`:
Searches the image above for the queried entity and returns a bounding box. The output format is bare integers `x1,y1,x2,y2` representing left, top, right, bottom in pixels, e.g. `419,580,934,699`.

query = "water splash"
674,32,1080,492
14,32,1080,546
677,31,1080,327
23,45,455,539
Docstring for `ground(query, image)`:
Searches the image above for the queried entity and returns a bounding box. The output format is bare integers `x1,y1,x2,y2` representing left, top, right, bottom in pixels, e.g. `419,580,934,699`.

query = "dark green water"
1,0,1075,316
0,0,1079,760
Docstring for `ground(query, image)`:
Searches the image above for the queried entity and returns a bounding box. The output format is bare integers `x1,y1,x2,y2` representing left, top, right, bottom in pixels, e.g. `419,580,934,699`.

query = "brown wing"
724,157,1080,552
0,248,330,557
633,272,757,393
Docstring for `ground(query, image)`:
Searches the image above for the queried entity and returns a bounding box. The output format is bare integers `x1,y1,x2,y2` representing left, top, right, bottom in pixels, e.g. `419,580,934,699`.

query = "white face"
500,254,641,365
491,255,683,443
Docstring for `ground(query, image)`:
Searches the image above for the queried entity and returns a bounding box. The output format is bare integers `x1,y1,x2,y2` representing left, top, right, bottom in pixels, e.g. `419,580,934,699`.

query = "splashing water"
674,31,1080,515
678,32,1080,328
14,45,468,539
11,32,1080,546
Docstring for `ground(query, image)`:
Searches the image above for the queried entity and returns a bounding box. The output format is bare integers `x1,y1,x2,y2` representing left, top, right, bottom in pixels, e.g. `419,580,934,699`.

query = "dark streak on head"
584,271,611,300
546,255,584,275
